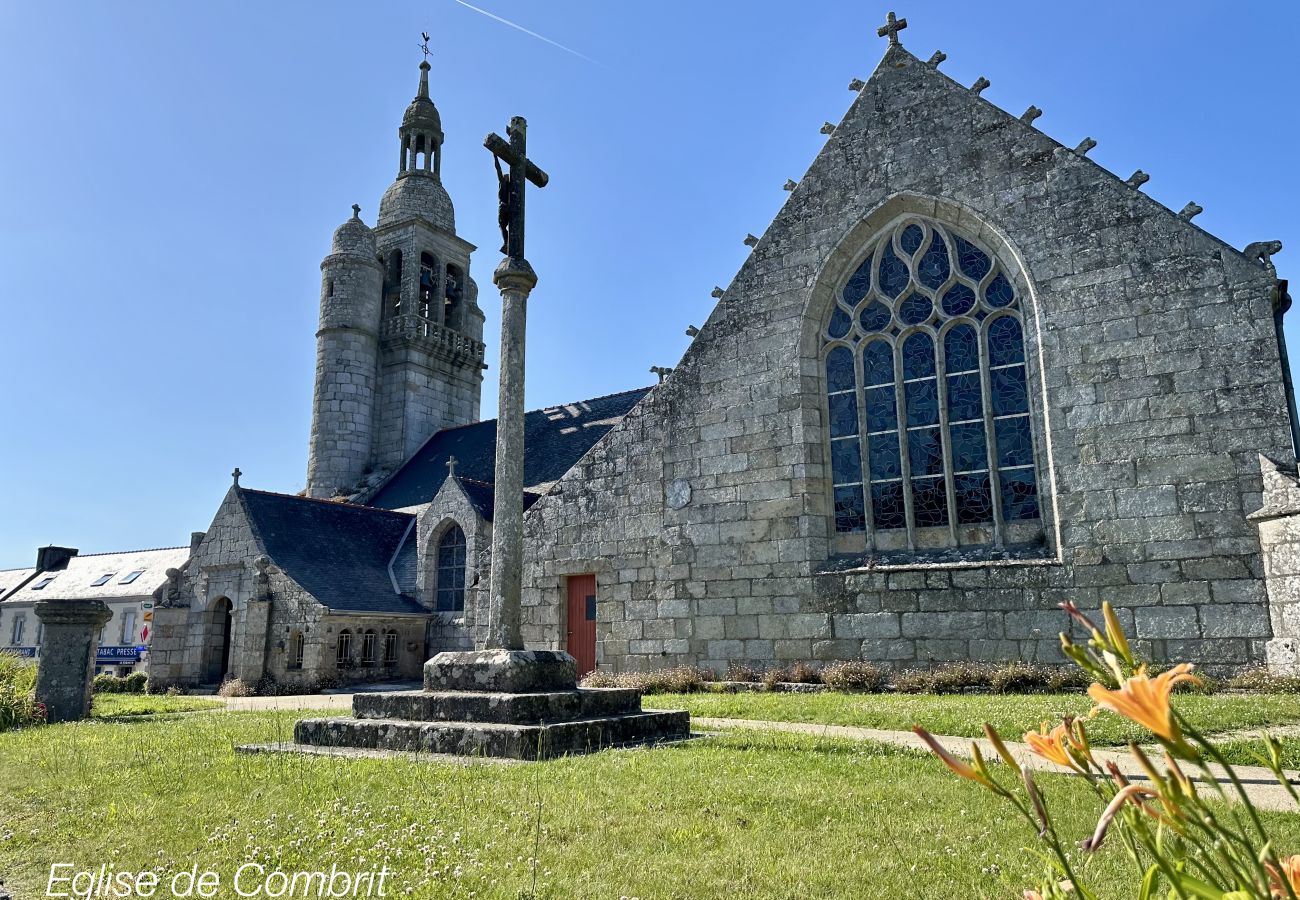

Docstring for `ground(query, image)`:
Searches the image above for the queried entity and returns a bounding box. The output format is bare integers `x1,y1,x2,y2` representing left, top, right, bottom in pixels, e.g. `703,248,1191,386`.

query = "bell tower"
305,60,485,498
372,59,486,471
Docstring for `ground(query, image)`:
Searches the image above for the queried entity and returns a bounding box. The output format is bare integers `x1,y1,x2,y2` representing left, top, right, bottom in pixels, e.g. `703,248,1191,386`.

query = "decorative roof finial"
231,467,242,487
971,76,991,95
446,455,458,478
876,11,908,45
419,31,432,61
927,50,946,67
1179,202,1203,221
1127,170,1150,188
351,204,361,219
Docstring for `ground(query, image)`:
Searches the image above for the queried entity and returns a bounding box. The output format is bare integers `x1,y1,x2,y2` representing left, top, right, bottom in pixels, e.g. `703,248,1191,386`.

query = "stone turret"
306,206,384,498
305,59,485,496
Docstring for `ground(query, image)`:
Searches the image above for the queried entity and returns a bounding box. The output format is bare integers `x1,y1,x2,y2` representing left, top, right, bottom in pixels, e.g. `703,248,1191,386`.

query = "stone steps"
294,709,691,761
352,687,642,724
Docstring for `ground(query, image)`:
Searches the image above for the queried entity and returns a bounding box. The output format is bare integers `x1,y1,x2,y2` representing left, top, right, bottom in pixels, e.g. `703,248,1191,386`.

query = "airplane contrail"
451,0,601,65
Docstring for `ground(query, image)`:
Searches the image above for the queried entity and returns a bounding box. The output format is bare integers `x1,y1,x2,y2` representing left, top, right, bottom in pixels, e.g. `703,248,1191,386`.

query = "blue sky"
1,1,1297,568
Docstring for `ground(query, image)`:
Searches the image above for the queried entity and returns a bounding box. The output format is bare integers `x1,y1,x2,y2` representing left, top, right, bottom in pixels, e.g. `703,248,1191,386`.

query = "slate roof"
454,477,542,523
0,568,36,602
0,548,189,604
239,489,424,615
367,386,652,511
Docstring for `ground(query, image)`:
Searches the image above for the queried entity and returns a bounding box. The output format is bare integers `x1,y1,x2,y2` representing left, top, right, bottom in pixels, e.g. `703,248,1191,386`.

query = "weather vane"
419,31,431,61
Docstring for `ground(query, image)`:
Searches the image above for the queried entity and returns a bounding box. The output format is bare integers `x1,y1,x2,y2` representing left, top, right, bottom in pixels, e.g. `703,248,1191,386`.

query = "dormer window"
120,570,144,585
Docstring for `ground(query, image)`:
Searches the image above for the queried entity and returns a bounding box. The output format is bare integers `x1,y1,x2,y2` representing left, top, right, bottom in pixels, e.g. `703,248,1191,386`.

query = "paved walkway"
214,692,1300,810
688,716,1300,812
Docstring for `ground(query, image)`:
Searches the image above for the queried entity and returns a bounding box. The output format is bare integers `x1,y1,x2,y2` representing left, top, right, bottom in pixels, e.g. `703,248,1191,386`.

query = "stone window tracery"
436,525,467,612
822,217,1041,551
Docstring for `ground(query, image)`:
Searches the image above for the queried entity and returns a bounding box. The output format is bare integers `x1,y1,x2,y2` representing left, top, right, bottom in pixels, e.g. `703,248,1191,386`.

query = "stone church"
147,28,1300,689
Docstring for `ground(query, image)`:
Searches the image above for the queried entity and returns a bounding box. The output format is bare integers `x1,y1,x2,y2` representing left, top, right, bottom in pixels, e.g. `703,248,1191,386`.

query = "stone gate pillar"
34,599,112,723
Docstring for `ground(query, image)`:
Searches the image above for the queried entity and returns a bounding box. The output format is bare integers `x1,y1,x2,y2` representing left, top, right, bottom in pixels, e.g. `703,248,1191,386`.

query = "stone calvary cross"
484,117,548,650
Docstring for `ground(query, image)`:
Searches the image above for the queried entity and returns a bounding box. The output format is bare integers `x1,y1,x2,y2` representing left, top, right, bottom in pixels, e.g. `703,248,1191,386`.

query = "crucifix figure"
482,117,549,651
877,10,907,44
486,117,549,260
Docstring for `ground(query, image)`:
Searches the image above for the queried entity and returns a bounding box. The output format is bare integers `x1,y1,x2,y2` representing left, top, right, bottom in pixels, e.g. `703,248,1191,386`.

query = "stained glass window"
821,217,1041,545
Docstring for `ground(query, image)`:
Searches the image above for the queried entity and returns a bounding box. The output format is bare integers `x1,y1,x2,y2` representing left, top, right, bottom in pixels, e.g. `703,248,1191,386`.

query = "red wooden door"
566,574,597,677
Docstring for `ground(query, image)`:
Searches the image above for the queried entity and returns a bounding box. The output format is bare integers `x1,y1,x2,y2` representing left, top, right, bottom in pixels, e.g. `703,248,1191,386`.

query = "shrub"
821,660,885,692
724,663,761,683
0,652,42,731
1044,666,1091,693
123,672,149,694
761,666,789,690
785,661,823,685
988,662,1051,694
217,677,254,698
93,674,124,694
578,666,714,695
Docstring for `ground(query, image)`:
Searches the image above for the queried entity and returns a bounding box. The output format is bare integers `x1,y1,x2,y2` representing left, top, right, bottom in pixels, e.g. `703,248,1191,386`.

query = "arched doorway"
204,597,234,684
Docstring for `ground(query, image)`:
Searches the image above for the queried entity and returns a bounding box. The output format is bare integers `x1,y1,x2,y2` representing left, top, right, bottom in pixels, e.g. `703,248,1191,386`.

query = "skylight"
91,573,114,587
120,570,144,585
32,577,55,590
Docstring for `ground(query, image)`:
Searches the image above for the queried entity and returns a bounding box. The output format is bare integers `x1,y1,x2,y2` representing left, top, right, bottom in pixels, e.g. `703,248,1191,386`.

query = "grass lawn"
649,691,1300,746
91,694,225,718
14,708,1299,899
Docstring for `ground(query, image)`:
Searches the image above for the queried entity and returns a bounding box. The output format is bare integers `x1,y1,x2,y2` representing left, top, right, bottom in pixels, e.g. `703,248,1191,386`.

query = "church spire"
417,59,431,100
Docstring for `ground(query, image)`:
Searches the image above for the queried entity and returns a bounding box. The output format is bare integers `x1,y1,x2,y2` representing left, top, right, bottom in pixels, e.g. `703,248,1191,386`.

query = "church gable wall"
416,482,491,651
519,47,1290,673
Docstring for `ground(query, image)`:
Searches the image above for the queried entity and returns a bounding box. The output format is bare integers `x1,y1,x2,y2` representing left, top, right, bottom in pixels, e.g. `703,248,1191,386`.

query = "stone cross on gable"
446,455,458,478
231,467,242,486
485,117,549,262
877,11,908,45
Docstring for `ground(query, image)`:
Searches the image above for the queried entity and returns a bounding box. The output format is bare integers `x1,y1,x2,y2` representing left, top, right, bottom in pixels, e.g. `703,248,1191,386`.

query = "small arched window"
383,630,399,666
444,265,463,328
288,630,304,670
336,629,352,667
419,253,438,320
823,217,1041,552
360,630,377,667
384,250,403,319
436,525,467,612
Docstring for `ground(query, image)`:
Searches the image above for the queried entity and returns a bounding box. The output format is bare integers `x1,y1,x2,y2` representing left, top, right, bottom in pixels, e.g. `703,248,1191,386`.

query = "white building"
0,546,190,676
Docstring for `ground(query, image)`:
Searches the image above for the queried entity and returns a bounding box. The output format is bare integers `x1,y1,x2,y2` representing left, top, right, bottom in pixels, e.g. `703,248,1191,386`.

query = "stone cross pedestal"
260,115,689,762
34,599,112,723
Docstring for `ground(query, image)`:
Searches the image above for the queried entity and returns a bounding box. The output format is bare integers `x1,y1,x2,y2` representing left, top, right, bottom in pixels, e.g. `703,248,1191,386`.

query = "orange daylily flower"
1268,854,1300,898
1087,663,1200,744
1024,722,1084,772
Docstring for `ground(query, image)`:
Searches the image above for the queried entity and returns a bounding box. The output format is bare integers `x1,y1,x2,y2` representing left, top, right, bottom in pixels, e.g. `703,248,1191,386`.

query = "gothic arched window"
288,630,304,670
436,525,467,612
419,252,438,320
822,217,1041,552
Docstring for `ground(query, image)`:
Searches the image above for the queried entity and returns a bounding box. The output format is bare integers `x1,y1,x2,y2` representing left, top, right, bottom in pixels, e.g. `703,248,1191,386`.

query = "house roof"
1,548,189,604
0,568,36,602
366,386,651,511
239,489,425,615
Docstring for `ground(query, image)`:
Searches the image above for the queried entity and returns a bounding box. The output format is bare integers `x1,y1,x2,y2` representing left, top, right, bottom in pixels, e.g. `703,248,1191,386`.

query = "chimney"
36,545,78,572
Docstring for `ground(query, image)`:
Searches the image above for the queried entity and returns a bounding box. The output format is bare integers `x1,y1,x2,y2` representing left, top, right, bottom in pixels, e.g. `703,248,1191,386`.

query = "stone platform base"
288,650,691,761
